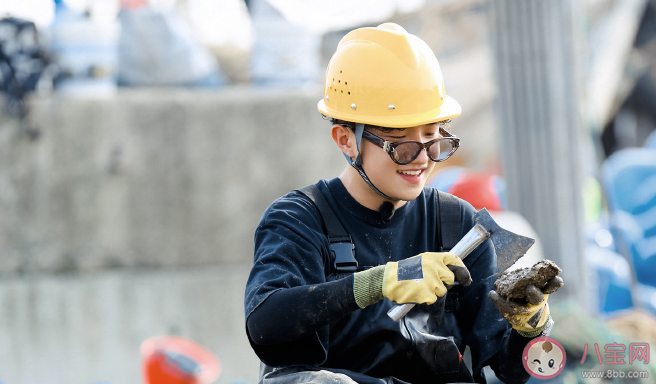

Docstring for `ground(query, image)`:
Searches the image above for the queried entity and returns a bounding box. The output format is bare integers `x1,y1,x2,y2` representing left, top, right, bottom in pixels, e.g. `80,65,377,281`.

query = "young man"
245,23,557,383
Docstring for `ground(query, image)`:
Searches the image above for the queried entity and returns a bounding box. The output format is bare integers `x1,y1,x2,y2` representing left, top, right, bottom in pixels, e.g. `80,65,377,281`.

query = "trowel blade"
473,209,535,272
490,227,535,272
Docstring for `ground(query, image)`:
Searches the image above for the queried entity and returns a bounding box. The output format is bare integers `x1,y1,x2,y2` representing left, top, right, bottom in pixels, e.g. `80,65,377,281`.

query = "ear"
331,124,358,159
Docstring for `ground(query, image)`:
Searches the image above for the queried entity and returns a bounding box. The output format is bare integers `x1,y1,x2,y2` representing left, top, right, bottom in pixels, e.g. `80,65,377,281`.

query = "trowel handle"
386,224,489,322
449,224,490,259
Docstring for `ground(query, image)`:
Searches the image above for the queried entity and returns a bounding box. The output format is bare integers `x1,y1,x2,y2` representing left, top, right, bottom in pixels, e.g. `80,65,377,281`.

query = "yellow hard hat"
318,23,461,128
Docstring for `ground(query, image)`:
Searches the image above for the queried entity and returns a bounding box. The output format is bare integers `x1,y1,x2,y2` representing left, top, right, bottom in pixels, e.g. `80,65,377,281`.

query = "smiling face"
333,122,452,211
360,124,439,201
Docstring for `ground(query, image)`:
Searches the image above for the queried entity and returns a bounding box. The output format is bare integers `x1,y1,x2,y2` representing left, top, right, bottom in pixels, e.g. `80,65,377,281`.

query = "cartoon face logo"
522,337,566,379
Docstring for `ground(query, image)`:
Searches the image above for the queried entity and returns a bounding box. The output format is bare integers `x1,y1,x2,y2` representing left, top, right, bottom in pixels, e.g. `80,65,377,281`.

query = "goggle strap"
354,123,364,166
351,162,399,201
344,122,399,201
341,123,365,167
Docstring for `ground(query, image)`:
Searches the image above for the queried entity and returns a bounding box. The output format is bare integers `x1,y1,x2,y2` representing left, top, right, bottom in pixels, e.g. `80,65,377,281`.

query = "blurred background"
1,0,656,383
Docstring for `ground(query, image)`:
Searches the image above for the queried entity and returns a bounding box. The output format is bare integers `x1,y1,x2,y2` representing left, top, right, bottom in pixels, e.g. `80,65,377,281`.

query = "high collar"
325,177,415,228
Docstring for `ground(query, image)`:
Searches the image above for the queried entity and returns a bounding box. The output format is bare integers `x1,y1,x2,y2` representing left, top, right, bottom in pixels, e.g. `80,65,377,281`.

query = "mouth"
397,169,425,183
398,169,423,176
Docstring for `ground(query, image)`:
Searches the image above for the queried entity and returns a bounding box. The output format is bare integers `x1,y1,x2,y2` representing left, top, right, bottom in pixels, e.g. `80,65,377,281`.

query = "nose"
412,146,430,163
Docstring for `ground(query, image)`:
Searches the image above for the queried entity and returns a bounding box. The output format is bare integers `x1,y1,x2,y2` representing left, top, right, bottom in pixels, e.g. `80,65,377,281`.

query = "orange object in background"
447,172,504,212
430,167,507,212
141,336,221,384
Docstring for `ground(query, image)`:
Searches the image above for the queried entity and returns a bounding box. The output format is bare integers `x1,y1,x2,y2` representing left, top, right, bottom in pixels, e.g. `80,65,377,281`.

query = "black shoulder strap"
436,191,462,251
297,184,358,273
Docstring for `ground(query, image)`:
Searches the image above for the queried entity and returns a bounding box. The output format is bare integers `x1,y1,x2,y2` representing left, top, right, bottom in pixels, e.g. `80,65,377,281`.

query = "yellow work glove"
489,276,562,338
353,252,471,308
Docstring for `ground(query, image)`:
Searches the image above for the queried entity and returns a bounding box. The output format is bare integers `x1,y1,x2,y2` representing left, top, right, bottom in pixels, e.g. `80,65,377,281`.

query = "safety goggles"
361,127,460,165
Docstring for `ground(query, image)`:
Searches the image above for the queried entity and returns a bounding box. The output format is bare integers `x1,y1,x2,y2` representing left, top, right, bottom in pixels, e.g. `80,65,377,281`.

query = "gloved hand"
488,276,563,338
353,252,471,308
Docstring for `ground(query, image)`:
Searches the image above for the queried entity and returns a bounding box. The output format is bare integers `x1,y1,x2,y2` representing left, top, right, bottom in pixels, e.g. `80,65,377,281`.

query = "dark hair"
328,118,377,131
326,116,452,134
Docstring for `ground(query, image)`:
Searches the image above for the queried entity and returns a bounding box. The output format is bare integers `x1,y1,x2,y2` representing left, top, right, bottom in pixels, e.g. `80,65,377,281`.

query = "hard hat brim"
318,94,461,128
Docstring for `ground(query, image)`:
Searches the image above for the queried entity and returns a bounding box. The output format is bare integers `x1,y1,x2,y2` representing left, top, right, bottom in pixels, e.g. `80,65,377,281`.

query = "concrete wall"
0,88,343,273
0,88,345,384
0,264,255,384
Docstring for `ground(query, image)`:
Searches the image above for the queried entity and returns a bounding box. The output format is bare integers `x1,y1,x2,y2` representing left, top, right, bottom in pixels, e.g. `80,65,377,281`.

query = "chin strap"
352,163,399,201
342,123,399,202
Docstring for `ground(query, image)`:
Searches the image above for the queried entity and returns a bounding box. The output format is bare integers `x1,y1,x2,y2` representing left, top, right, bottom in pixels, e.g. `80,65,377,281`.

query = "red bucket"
141,336,221,384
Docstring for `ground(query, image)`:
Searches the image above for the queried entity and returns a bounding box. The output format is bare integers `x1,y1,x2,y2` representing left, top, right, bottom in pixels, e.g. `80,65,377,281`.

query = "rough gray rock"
494,260,563,304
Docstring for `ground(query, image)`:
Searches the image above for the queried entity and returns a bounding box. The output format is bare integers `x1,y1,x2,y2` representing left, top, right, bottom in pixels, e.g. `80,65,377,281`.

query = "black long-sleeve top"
245,178,532,383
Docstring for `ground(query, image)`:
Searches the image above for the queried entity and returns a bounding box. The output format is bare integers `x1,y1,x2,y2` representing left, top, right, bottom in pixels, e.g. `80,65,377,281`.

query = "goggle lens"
390,139,457,164
359,127,460,165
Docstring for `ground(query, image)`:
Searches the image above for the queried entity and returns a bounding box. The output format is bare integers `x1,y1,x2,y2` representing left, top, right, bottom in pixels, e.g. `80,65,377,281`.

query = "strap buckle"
330,241,358,273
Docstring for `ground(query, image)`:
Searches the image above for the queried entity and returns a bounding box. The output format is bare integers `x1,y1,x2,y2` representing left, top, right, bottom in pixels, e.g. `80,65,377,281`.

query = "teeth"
399,170,422,176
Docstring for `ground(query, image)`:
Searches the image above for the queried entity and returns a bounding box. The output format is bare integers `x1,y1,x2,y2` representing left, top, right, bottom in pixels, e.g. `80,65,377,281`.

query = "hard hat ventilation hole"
348,92,351,95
